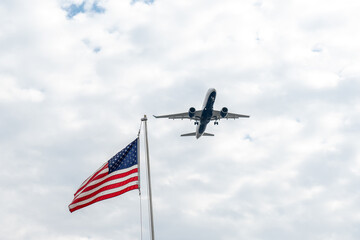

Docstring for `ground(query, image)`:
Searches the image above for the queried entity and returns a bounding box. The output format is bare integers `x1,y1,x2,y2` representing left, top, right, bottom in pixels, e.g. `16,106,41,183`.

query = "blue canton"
108,139,138,174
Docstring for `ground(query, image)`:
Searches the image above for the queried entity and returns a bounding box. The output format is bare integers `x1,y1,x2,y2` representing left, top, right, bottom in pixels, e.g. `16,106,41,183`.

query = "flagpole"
141,115,155,240
137,124,143,240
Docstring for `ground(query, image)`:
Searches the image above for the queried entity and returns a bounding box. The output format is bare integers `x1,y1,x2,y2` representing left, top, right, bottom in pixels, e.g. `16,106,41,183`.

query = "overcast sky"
1,0,360,239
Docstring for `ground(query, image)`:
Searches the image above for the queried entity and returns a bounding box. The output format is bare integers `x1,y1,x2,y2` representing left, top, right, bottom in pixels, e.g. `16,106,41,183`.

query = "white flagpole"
137,124,143,240
141,115,155,240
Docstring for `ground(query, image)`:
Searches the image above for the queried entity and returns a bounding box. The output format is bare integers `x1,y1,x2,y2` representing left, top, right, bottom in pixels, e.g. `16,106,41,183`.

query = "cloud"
0,0,360,239
0,75,45,102
62,0,105,19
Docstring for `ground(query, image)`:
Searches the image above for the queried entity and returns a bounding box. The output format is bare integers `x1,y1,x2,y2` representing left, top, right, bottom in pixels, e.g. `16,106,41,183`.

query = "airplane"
153,88,249,139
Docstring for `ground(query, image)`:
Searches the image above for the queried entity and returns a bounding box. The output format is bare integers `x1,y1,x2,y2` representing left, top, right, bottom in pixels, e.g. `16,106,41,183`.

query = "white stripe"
74,165,137,198
74,167,109,198
80,164,138,190
69,180,138,210
74,171,138,200
75,163,107,196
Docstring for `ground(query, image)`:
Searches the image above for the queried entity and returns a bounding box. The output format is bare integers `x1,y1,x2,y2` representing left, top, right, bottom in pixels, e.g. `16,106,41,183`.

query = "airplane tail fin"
180,132,214,137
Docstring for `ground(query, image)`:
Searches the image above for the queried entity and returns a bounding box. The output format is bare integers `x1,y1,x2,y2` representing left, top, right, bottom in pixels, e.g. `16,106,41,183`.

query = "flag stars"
108,139,138,174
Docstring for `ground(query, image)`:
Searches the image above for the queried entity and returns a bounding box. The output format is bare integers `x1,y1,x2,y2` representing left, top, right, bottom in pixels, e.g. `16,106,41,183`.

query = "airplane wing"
212,110,250,120
153,111,202,120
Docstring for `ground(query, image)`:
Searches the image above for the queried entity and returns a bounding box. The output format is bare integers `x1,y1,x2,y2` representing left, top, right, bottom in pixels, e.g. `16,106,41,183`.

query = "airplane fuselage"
196,88,216,138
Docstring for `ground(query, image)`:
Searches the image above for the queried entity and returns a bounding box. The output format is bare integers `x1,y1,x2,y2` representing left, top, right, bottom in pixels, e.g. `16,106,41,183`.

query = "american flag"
69,138,139,213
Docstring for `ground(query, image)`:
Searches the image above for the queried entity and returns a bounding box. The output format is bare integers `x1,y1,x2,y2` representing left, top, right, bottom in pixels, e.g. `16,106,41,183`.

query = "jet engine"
188,107,196,118
220,107,228,118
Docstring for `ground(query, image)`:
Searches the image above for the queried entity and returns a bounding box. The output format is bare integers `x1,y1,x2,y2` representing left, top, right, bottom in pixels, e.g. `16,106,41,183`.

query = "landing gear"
214,121,219,125
194,121,199,125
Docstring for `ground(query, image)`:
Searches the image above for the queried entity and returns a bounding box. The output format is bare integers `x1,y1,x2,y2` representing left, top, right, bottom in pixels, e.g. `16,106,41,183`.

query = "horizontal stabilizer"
180,132,196,137
203,133,214,136
180,132,214,137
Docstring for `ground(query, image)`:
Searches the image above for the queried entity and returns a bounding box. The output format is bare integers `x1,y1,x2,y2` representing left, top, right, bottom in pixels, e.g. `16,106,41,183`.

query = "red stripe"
70,176,139,205
80,168,138,194
75,164,108,196
74,163,108,196
69,184,139,212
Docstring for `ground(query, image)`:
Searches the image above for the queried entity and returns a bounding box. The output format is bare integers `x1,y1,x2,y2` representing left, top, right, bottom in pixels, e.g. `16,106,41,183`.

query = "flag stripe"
74,163,108,197
76,163,107,192
72,175,138,205
69,184,139,212
71,172,138,204
79,168,138,196
69,180,138,210
81,164,138,191
69,176,138,211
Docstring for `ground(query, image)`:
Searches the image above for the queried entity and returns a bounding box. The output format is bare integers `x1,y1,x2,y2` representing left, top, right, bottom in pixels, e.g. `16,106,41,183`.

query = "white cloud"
0,0,360,239
0,75,45,102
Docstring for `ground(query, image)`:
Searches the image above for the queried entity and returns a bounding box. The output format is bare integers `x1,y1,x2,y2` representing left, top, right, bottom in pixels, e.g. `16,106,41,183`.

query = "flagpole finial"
138,115,147,137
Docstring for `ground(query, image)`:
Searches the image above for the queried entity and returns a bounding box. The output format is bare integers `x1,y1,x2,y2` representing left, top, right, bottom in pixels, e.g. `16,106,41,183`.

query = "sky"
1,0,360,239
